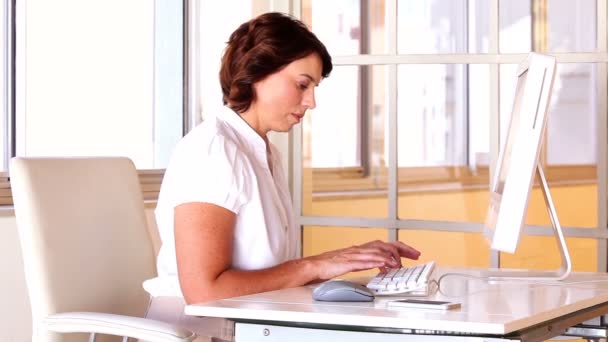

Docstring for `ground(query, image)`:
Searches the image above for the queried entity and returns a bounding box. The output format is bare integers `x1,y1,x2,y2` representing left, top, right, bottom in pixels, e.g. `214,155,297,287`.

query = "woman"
144,12,420,340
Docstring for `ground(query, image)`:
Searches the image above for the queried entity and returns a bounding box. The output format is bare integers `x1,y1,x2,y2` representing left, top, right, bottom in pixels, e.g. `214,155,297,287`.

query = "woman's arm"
175,202,420,304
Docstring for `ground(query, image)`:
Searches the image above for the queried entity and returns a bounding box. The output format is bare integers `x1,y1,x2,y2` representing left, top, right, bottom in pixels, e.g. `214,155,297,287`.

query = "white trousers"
145,296,234,342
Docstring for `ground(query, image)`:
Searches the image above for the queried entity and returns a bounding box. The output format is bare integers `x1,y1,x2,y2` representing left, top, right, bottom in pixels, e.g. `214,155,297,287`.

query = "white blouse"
143,106,299,297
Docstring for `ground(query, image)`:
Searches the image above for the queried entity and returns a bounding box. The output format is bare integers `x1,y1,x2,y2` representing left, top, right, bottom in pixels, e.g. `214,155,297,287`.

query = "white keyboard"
366,261,436,296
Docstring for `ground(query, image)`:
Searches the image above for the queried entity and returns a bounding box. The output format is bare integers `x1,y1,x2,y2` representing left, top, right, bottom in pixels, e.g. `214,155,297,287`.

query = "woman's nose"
303,89,316,110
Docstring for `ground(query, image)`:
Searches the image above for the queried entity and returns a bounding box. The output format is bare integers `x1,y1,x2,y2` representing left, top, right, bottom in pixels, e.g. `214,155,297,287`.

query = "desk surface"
185,268,608,336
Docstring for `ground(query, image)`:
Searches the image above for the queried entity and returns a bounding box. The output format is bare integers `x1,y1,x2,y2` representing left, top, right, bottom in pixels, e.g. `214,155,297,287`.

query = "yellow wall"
303,183,599,275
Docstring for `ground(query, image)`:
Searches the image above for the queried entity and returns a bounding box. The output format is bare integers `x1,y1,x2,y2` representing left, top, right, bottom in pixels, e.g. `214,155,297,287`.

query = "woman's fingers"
390,241,421,260
339,246,398,266
357,240,421,265
311,240,422,280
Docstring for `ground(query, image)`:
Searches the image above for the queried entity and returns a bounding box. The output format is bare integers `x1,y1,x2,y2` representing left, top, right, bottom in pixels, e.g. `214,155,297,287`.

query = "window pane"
302,0,387,55
17,0,170,169
396,0,491,54
302,0,360,55
398,187,491,222
500,0,597,53
305,66,360,168
302,65,388,218
548,0,596,53
370,65,388,173
548,63,596,165
399,230,490,268
499,0,531,53
397,0,468,54
501,237,597,272
397,64,491,222
397,64,468,167
468,65,491,167
468,0,490,53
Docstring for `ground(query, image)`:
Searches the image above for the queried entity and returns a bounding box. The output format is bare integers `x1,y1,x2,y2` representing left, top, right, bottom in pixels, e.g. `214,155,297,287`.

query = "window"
15,0,166,167
0,0,186,204
298,0,606,272
302,0,599,195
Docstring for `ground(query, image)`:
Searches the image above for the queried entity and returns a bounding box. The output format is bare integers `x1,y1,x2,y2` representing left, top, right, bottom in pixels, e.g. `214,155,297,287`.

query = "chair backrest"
11,157,157,341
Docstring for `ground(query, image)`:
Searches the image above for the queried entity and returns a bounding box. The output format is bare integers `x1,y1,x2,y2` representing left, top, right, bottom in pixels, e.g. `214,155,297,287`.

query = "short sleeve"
164,134,252,213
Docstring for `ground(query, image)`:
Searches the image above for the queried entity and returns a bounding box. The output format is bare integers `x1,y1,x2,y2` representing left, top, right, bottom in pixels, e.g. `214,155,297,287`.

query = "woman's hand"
305,240,421,281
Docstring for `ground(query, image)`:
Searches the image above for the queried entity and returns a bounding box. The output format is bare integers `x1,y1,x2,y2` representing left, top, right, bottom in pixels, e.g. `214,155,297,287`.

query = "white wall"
0,206,159,341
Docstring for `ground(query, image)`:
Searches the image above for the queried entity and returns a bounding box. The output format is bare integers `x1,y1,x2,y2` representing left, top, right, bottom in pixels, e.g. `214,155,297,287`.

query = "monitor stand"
483,164,572,281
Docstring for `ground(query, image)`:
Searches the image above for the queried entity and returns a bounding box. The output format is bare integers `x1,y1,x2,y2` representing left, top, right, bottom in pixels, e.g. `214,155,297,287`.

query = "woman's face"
243,53,323,135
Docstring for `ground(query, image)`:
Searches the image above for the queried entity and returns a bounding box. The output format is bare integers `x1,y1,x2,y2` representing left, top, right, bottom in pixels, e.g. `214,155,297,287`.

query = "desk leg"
234,323,519,341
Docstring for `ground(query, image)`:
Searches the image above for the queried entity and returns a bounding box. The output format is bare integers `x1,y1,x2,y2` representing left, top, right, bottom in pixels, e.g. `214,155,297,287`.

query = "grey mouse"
312,280,375,302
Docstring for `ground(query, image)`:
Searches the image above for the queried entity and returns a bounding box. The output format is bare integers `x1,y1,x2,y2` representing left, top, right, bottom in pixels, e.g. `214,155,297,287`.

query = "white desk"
186,268,608,341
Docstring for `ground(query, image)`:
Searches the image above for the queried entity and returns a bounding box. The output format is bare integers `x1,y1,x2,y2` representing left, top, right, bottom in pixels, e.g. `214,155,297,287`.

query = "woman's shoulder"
166,122,256,183
178,116,242,155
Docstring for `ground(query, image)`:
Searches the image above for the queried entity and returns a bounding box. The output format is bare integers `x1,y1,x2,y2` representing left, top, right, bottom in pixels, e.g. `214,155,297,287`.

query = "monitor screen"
484,52,558,255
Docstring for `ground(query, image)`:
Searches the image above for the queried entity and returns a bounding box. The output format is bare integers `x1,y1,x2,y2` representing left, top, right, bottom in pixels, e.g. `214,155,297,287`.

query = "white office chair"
10,157,197,342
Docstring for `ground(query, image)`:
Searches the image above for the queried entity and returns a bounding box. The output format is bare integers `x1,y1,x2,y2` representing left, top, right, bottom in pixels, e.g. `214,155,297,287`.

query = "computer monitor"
483,52,571,281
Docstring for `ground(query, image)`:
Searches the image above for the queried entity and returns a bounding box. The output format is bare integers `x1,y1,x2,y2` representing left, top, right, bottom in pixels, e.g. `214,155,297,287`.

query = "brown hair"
220,12,332,113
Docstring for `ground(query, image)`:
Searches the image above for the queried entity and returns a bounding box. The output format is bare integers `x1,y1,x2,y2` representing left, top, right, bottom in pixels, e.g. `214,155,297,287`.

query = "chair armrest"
43,311,197,342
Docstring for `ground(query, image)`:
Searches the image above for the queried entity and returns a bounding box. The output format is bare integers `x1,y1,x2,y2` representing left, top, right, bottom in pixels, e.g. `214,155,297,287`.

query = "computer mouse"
312,280,375,302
